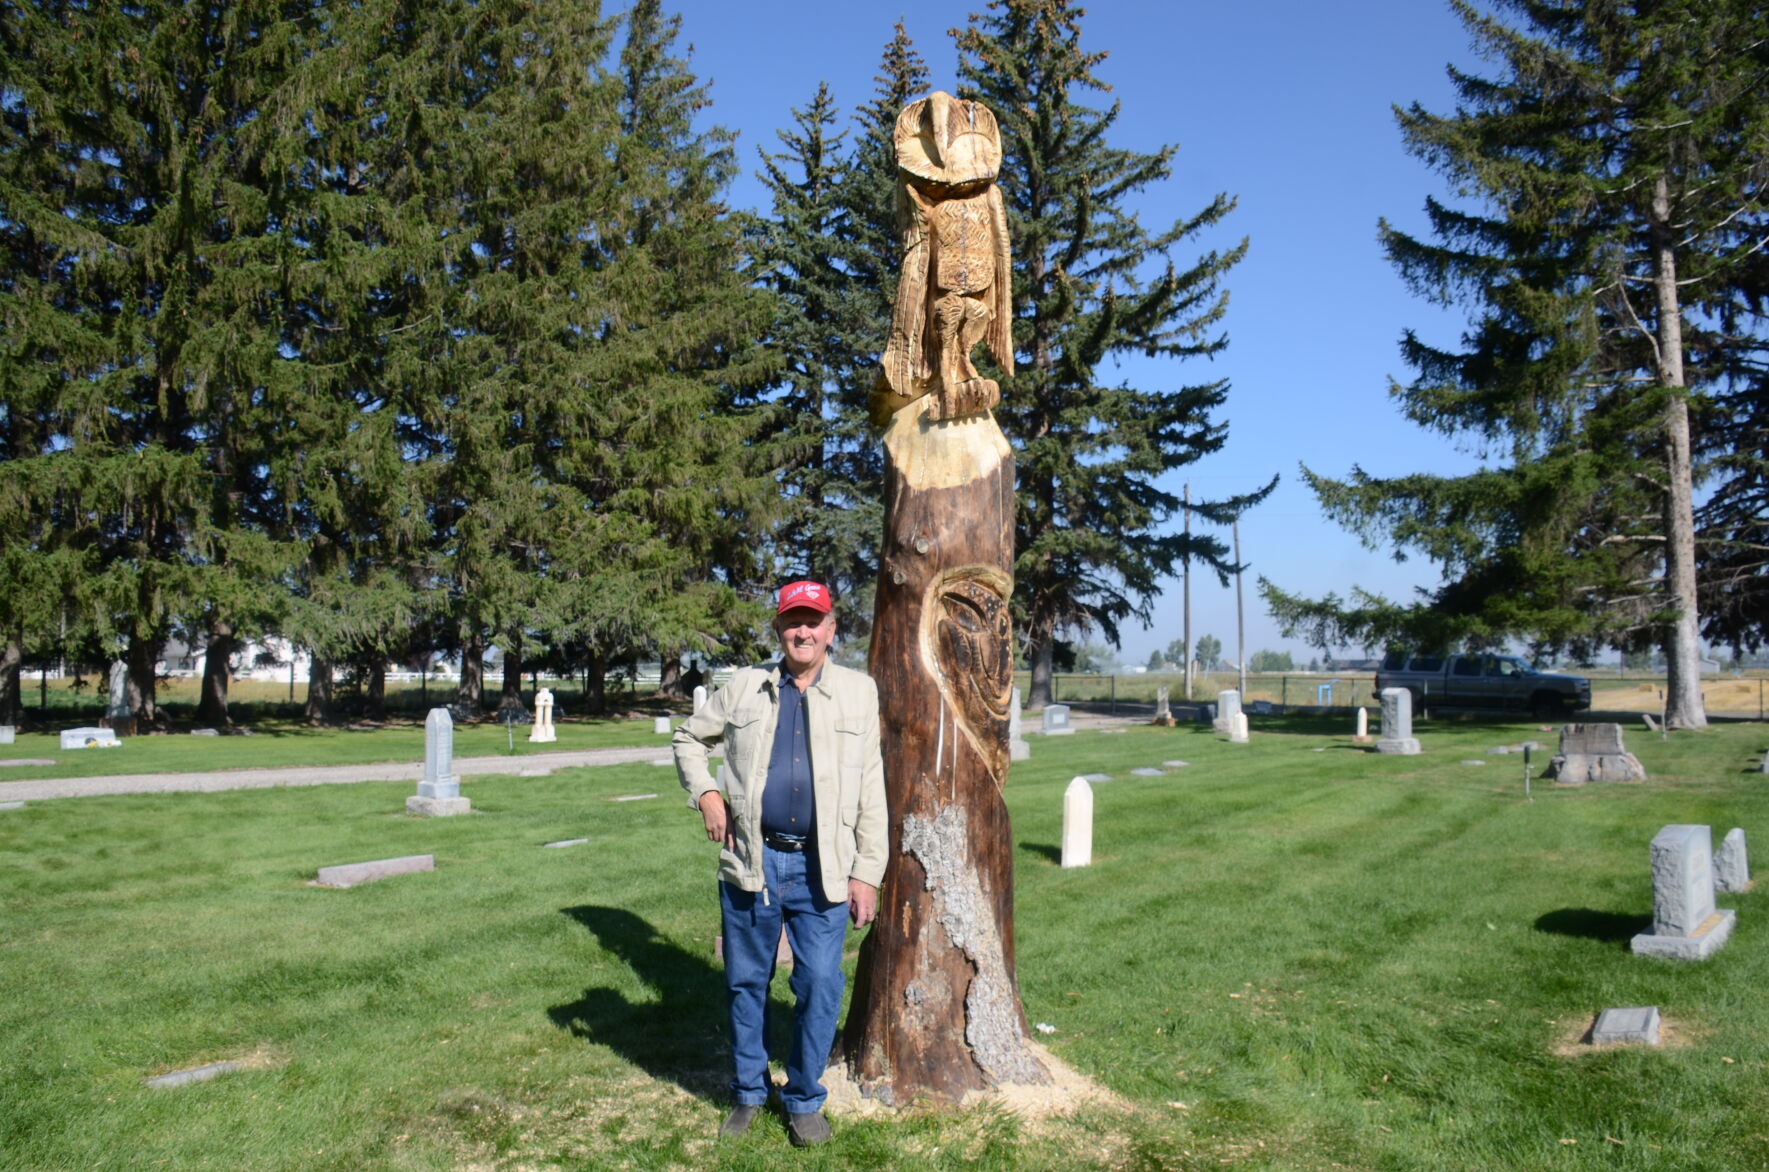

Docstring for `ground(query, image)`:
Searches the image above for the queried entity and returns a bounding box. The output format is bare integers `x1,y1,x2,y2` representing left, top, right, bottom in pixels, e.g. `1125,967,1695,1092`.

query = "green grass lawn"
3,717,1766,1169
0,718,674,783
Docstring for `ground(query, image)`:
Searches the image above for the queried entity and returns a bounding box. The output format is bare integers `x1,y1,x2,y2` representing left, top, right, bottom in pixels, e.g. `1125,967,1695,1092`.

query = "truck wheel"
1530,693,1566,721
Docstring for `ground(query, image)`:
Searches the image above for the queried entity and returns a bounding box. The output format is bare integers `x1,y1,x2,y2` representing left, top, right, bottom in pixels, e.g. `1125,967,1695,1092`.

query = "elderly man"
673,580,888,1146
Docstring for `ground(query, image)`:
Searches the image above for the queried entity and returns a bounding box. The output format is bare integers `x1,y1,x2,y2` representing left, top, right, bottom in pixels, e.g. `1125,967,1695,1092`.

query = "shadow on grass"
1019,842,1061,865
1533,907,1651,945
550,904,789,1103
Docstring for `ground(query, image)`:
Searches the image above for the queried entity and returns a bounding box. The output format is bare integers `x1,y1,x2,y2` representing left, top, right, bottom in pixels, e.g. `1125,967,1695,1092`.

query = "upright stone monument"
1061,777,1093,868
1714,827,1751,893
692,684,708,713
1042,704,1072,736
1548,723,1645,784
1212,689,1242,736
1354,707,1369,743
105,659,134,736
408,707,470,816
527,688,556,743
1228,712,1250,743
1152,686,1173,726
1375,687,1422,755
843,91,1048,1103
1008,687,1030,761
0,725,13,745
652,715,672,736
1631,824,1734,959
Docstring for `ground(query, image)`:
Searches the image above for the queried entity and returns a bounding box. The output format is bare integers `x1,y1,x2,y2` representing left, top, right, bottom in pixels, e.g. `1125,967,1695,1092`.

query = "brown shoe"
719,1104,762,1139
786,1110,831,1147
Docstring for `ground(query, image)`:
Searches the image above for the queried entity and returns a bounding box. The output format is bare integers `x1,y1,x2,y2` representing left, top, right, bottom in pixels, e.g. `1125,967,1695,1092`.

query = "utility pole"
1183,483,1193,701
1234,518,1247,701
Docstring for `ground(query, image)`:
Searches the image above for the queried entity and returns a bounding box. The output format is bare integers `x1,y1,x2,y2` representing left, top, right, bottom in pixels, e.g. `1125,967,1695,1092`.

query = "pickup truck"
1375,652,1591,719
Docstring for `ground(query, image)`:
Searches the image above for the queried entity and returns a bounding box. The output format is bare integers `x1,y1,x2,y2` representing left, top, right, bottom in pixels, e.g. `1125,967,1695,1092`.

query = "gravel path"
0,745,681,803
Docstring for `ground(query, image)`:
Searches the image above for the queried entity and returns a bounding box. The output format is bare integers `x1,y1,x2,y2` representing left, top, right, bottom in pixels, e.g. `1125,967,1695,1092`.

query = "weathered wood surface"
842,91,1045,1105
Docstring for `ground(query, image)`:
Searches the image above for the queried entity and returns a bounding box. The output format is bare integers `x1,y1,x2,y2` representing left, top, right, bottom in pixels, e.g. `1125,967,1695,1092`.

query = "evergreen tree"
751,82,880,619
1263,0,1767,728
954,0,1274,706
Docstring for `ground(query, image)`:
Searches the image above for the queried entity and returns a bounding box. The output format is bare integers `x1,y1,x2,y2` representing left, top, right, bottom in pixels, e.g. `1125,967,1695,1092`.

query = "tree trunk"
1651,173,1707,730
500,633,524,707
196,619,235,727
841,399,1048,1104
366,661,386,720
583,648,606,715
0,635,21,726
457,626,484,717
656,650,685,698
1026,631,1055,709
126,629,161,730
305,655,333,725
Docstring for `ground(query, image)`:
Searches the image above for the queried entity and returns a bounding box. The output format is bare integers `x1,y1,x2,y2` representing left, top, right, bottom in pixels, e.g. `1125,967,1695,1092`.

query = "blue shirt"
760,666,817,837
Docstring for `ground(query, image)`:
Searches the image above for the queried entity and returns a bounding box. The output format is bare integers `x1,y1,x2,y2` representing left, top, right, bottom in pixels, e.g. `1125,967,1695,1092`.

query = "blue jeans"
719,845,849,1113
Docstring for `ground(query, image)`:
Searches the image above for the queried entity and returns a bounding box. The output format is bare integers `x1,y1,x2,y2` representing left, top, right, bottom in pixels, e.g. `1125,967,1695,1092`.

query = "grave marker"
408,708,471,816
1061,777,1093,868
1548,723,1645,784
528,687,556,743
0,725,13,745
315,854,435,888
1374,688,1422,755
1228,712,1249,743
60,727,119,750
1591,1007,1661,1046
1354,707,1369,743
1630,824,1735,960
1714,827,1750,893
653,715,672,736
1212,690,1242,736
692,685,708,713
1042,704,1073,736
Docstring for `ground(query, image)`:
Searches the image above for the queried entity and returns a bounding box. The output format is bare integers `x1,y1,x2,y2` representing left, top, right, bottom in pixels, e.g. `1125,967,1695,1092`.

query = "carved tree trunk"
841,399,1048,1104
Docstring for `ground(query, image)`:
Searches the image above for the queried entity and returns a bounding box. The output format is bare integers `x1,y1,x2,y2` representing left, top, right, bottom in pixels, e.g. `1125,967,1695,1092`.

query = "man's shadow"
548,905,791,1102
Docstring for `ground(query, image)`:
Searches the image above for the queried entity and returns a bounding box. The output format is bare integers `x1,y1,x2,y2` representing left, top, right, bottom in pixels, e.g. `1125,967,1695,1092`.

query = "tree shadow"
1533,907,1650,945
548,904,789,1102
1018,842,1061,865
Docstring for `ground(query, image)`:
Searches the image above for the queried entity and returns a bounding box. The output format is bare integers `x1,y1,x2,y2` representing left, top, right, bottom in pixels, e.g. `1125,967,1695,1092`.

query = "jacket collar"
766,659,832,699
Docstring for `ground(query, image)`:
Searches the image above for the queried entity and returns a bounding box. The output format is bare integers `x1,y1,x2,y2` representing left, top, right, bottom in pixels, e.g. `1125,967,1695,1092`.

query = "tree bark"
1026,632,1054,709
305,655,333,725
500,633,524,707
583,648,607,715
656,650,685,699
1651,173,1707,730
125,628,161,730
366,661,386,720
0,635,21,726
457,626,484,717
841,399,1048,1104
196,619,235,726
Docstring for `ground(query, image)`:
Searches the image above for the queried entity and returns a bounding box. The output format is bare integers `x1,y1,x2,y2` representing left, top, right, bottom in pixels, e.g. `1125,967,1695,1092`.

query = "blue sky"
665,1,1491,667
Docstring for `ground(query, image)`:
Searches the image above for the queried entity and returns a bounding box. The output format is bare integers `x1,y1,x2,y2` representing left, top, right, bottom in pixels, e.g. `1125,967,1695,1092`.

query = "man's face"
775,607,836,675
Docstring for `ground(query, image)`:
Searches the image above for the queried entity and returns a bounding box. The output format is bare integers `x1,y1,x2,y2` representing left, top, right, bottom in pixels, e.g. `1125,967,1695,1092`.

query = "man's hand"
847,879,877,929
698,792,734,850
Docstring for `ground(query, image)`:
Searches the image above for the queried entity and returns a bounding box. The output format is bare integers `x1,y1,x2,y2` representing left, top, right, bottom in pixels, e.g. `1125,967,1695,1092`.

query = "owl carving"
873,92,1014,425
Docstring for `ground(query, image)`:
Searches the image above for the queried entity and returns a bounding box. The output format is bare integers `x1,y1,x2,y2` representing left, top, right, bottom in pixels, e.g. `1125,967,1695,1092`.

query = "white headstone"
409,707,470,815
1061,777,1093,868
1631,824,1734,959
1042,704,1073,735
60,726,119,750
0,725,13,745
653,715,673,736
692,685,708,713
528,687,556,743
1355,707,1368,741
1228,712,1249,743
1375,687,1422,755
1153,686,1171,720
1212,689,1241,735
1714,827,1750,893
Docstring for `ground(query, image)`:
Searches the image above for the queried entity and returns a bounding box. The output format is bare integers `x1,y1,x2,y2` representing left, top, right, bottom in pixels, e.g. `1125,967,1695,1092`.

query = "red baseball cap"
777,580,832,615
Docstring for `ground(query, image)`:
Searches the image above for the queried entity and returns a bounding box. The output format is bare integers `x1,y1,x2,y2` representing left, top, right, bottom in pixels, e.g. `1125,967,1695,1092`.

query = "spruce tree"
1264,0,1767,728
953,0,1273,706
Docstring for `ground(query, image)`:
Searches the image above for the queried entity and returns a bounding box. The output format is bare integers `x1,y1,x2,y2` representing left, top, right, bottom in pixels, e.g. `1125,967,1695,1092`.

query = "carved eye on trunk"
934,575,1013,725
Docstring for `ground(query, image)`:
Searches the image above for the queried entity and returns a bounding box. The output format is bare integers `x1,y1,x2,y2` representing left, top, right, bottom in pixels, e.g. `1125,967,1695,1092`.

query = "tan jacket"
673,659,888,902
